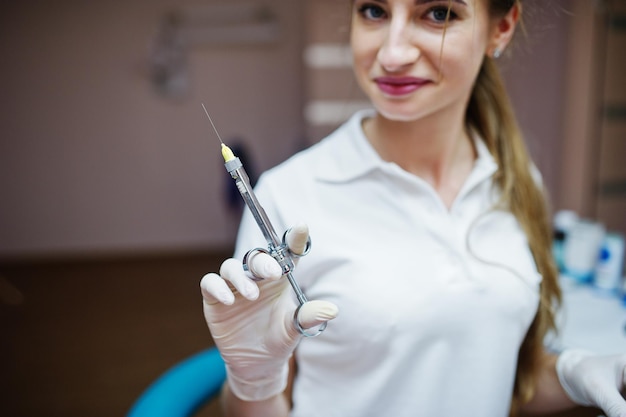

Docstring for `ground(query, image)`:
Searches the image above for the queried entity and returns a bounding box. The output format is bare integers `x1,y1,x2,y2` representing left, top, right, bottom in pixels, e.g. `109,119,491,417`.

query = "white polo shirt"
234,110,542,417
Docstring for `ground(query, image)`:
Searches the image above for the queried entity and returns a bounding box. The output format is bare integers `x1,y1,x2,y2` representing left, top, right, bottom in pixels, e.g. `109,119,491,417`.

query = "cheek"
351,42,376,76
439,36,487,79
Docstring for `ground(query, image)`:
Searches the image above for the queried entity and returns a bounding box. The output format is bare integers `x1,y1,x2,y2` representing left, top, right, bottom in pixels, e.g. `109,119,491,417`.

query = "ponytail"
466,58,561,416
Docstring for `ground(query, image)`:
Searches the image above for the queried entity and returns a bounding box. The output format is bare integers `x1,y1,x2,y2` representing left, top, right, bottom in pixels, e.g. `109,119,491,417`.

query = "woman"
201,0,626,416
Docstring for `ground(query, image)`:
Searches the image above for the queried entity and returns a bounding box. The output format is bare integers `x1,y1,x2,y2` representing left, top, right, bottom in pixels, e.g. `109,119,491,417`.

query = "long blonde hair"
466,1,561,414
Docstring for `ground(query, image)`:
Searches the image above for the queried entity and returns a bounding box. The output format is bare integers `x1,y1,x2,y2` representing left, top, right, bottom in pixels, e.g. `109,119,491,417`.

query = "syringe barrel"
225,157,294,272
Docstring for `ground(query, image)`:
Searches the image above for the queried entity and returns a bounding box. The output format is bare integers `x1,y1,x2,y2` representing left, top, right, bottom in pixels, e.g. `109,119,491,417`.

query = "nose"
377,17,420,72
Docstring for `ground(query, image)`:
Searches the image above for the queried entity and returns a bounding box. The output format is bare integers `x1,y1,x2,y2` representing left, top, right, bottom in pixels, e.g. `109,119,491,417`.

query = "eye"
358,3,387,21
426,6,457,23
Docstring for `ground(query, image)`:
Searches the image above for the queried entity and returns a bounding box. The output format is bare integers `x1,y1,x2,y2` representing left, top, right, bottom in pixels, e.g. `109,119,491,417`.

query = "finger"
220,258,260,300
286,222,310,255
200,273,235,305
246,251,283,281
297,300,339,329
596,356,626,417
598,390,626,417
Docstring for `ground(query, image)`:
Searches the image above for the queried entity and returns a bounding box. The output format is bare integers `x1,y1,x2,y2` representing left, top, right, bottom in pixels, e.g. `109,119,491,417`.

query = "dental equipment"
201,104,326,337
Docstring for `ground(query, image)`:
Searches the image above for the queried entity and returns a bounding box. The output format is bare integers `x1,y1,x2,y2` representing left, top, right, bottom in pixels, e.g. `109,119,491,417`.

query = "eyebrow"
372,0,467,6
368,0,468,5
415,0,467,4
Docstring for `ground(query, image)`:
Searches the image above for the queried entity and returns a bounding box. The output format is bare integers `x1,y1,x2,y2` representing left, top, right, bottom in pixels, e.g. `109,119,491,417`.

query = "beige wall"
0,0,304,257
559,0,605,219
558,0,626,234
595,0,626,234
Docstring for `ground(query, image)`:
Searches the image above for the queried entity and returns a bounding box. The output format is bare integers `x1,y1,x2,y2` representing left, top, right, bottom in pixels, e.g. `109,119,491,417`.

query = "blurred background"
0,0,624,416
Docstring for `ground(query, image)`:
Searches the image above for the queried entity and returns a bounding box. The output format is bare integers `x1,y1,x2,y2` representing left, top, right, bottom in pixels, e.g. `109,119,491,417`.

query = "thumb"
297,300,339,329
285,222,310,256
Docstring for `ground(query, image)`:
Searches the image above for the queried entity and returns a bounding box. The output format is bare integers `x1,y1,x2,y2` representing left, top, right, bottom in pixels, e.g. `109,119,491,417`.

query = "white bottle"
594,233,625,294
563,219,605,283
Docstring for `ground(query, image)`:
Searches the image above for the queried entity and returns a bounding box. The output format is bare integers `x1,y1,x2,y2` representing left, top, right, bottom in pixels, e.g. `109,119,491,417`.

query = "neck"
367,114,474,176
362,109,477,208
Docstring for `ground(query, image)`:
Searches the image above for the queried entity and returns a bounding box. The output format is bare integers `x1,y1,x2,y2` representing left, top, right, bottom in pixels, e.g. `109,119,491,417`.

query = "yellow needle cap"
221,144,236,162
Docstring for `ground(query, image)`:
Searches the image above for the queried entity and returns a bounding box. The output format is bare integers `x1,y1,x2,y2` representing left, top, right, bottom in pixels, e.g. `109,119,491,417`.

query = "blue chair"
128,347,226,417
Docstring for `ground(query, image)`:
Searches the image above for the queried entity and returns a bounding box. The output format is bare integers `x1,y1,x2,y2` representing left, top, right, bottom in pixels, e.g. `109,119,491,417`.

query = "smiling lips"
374,76,431,96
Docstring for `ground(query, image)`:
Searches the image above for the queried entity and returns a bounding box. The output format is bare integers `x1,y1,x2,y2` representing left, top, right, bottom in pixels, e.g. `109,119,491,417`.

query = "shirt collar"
313,109,382,183
314,109,498,183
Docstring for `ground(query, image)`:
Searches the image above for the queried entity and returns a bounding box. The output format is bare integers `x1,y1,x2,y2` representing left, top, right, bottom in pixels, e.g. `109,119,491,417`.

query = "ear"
487,3,521,58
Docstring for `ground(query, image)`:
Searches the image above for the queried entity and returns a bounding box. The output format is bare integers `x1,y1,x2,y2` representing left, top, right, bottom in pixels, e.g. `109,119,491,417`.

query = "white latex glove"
200,224,339,401
556,349,626,417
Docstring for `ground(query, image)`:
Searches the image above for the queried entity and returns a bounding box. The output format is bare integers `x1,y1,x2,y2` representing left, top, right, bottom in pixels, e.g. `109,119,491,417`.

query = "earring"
493,48,502,59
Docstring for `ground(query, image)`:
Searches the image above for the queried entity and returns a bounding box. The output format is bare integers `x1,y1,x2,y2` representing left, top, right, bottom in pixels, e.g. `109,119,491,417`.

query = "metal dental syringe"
202,104,325,337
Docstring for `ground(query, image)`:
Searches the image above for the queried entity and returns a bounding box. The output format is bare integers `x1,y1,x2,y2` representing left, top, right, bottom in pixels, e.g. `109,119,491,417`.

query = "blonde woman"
201,1,626,416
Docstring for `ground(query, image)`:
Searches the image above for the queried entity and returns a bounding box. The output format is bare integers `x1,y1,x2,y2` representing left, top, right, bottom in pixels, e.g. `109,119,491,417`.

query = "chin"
374,103,424,123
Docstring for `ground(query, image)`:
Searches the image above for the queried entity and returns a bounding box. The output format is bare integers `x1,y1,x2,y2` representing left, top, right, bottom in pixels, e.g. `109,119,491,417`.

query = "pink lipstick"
374,76,430,96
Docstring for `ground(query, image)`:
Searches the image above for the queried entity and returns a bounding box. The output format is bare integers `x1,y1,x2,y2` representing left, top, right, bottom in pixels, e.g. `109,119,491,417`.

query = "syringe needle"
201,103,224,144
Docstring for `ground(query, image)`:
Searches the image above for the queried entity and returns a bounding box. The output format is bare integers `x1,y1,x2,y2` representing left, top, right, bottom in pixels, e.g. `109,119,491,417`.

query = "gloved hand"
556,349,626,417
200,223,339,401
